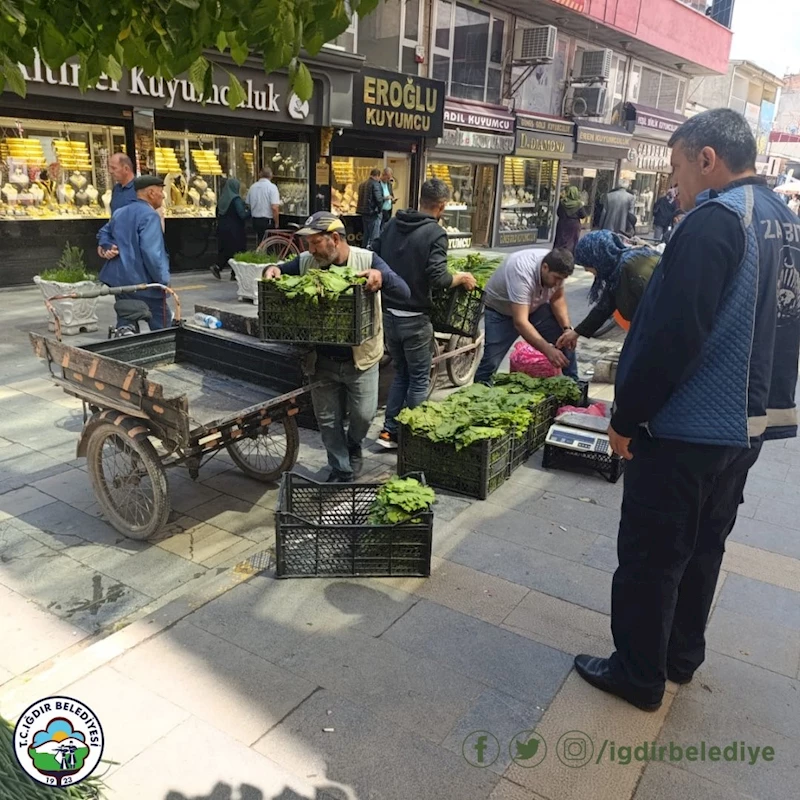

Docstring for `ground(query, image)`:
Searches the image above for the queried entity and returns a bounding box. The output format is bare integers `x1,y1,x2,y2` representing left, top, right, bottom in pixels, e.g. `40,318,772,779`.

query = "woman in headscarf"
556,230,661,351
554,185,588,253
212,177,250,280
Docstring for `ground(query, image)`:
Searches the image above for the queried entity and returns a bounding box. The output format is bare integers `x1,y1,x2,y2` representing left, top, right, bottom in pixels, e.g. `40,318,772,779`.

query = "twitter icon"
509,731,547,768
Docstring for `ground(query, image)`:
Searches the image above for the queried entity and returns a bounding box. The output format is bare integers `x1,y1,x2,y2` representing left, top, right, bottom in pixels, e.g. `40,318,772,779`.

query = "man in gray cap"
97,175,172,329
264,211,411,481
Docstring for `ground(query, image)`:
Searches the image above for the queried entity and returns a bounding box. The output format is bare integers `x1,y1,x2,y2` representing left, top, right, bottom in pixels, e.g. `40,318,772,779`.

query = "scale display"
546,424,611,454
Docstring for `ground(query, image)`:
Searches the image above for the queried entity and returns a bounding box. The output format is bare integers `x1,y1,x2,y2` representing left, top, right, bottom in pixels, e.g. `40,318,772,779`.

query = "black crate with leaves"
258,279,376,346
398,424,512,500
542,445,625,484
275,472,434,578
430,286,485,338
508,395,559,472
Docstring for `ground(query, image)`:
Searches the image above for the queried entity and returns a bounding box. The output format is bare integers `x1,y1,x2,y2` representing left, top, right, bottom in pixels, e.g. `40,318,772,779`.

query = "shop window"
404,0,420,39
426,161,476,240
357,0,422,74
628,62,686,114
629,172,658,229
326,12,358,53
563,166,616,230
261,141,310,218
730,74,749,115
0,116,126,221
432,0,508,104
501,157,558,241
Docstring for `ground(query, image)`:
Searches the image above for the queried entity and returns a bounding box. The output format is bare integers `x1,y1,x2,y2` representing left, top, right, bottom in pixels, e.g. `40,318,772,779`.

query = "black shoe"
574,655,663,712
667,669,693,685
349,446,364,478
376,430,398,450
230,270,236,281
326,470,354,483
211,265,222,280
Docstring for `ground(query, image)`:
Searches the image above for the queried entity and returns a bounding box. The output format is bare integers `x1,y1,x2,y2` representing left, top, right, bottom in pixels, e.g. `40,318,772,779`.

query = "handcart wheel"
86,422,170,541
426,338,442,400
445,334,483,387
227,416,300,482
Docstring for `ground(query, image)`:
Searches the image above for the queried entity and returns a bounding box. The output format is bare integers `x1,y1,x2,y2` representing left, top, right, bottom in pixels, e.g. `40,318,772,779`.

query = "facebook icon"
463,731,500,768
474,735,488,763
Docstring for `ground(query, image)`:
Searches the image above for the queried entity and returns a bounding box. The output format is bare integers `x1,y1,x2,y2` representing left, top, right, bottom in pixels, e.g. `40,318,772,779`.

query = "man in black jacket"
373,178,476,448
357,168,385,250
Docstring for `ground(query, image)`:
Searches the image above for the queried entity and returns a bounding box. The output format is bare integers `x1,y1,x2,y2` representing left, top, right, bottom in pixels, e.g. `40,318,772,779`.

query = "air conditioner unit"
567,87,607,118
576,48,614,82
513,25,557,64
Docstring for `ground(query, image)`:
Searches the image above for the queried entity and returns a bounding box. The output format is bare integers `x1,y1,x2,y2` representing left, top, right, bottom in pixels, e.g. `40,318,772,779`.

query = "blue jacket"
97,200,170,298
612,177,800,446
111,180,136,214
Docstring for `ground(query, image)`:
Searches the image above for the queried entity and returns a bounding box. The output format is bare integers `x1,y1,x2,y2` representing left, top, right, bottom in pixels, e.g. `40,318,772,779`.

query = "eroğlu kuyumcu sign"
352,67,445,138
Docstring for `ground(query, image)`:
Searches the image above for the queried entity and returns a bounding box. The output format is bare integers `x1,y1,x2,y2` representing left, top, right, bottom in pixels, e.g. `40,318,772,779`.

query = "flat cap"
134,175,165,190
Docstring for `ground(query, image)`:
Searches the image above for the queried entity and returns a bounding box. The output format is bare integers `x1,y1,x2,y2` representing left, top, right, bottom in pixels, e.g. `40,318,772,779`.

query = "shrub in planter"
34,243,100,334
229,250,280,302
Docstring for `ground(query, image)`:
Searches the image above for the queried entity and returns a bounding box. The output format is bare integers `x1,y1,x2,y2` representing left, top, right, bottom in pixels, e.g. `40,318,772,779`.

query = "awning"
619,102,686,141
574,122,633,160
443,98,515,134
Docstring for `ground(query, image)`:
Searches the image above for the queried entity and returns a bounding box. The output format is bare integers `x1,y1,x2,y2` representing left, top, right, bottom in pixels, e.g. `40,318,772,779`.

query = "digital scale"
545,412,612,455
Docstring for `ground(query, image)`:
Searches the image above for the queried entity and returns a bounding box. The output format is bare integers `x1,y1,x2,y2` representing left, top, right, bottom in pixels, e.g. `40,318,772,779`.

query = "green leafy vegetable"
494,373,583,406
369,476,436,525
232,250,280,264
446,253,503,290
265,266,366,304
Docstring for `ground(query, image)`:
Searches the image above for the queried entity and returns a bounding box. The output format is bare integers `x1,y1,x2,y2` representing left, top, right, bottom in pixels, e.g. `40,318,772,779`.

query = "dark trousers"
116,293,172,330
253,217,275,244
608,432,762,701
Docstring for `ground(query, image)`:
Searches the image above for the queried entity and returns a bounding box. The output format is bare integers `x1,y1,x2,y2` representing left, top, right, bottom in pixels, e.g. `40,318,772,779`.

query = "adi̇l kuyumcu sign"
352,68,445,138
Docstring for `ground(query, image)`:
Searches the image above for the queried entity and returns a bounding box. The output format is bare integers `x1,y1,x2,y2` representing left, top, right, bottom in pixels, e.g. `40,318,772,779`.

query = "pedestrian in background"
599,178,636,236
380,167,396,229
789,194,800,215
108,152,136,215
575,109,800,712
373,178,477,449
652,187,679,242
357,168,384,249
212,178,250,281
246,167,280,244
554,185,588,253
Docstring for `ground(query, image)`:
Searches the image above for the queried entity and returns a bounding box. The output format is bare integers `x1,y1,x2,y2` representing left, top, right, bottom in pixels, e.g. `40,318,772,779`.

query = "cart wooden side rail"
30,324,317,541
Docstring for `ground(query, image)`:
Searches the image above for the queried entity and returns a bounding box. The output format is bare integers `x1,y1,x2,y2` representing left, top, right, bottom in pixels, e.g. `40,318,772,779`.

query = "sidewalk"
1,274,798,799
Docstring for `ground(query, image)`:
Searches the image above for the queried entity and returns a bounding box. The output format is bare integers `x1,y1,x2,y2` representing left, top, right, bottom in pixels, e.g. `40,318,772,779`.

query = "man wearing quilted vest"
575,109,800,711
264,212,410,482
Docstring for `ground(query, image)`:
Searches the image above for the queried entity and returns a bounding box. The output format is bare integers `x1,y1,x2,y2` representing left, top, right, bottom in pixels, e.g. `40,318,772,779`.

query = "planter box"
33,276,100,335
229,259,265,303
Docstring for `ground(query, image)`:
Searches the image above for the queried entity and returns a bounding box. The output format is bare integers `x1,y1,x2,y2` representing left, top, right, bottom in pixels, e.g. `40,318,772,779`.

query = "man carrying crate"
372,178,477,449
264,212,411,482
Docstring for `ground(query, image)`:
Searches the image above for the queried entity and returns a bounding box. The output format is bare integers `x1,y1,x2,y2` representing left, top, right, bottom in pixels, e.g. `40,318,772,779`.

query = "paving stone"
155,515,246,564
657,691,799,800
381,600,573,707
505,672,675,800
740,472,800,506
0,583,89,675
501,588,613,658
752,497,800,531
277,627,484,742
112,619,316,746
105,716,324,800
0,485,57,520
431,490,474,522
756,445,800,468
747,456,790,482
164,472,223,513
199,536,263,568
441,688,545,775
199,468,280,508
729,515,800,561
678,651,800,740
0,442,71,485
187,493,276,540
62,665,190,776
447,531,612,614
456,499,599,562
634,762,760,800
722,541,800,594
706,606,800,678
31,468,102,516
19,500,128,549
489,780,549,800
254,689,498,800
716,573,800,632
0,517,50,560
0,546,148,633
582,534,618,573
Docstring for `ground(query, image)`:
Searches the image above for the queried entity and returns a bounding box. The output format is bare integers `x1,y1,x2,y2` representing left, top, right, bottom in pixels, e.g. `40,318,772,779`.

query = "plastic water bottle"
193,313,222,329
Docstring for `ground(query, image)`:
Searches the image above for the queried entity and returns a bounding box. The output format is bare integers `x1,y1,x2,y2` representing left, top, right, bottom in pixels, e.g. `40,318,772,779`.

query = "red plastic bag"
557,402,608,417
509,341,561,378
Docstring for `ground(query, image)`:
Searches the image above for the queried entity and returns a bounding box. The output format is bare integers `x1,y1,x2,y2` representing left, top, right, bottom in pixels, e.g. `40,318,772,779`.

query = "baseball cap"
296,211,346,236
134,175,165,190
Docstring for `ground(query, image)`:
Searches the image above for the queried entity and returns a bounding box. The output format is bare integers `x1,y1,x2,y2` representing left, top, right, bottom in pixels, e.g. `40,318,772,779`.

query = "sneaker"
349,446,364,478
210,265,222,280
376,430,398,450
326,470,353,483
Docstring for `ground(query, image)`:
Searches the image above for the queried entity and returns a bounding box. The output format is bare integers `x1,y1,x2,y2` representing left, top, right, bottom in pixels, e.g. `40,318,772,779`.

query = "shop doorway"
564,166,616,230
385,152,410,214
473,164,497,247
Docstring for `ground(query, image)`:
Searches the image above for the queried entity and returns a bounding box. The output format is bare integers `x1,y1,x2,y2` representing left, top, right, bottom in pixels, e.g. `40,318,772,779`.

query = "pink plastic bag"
509,341,561,378
557,402,608,417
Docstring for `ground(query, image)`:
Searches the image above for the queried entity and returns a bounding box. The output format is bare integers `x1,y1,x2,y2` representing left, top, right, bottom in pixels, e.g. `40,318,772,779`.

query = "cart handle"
45,283,181,341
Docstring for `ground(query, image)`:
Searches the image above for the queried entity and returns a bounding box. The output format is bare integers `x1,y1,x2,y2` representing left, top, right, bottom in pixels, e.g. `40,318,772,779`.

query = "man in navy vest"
575,109,800,711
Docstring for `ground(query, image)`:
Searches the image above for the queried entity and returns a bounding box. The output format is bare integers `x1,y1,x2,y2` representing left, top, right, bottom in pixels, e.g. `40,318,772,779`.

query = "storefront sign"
516,114,574,137
515,130,573,160
439,127,514,154
447,233,473,249
631,141,671,172
575,123,633,160
315,160,330,186
497,230,538,246
619,103,686,141
15,51,319,125
443,102,514,133
352,68,445,138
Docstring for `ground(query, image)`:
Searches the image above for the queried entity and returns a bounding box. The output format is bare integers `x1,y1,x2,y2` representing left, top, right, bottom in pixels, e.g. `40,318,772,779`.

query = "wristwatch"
562,326,573,332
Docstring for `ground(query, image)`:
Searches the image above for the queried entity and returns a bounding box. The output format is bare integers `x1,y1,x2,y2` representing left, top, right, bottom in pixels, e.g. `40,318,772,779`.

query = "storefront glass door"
473,163,497,247
385,152,410,215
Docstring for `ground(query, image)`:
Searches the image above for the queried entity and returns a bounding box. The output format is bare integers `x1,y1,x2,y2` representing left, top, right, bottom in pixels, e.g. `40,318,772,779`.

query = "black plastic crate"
258,281,377,346
542,444,625,484
430,286,485,338
398,425,512,500
275,472,433,578
509,395,559,472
